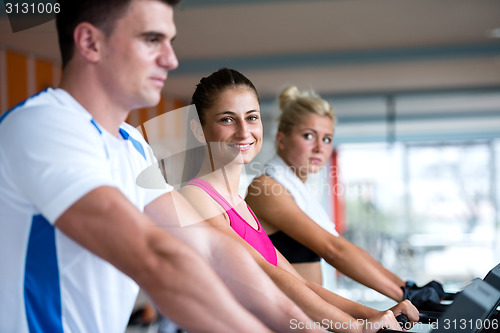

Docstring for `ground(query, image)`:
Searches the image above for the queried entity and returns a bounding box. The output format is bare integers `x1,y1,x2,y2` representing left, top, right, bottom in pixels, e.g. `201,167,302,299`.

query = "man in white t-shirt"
0,1,317,333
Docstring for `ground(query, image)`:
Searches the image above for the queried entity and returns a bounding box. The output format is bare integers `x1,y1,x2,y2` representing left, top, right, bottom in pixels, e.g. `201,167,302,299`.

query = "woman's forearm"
262,263,365,333
323,237,404,301
305,281,378,319
358,246,405,295
206,231,325,333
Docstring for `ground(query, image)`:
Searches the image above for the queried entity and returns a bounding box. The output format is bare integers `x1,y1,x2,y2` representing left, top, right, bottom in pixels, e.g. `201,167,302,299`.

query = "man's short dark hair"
56,0,181,68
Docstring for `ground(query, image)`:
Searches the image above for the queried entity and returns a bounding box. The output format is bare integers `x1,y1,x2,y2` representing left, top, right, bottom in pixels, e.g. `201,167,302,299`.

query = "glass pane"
335,140,499,305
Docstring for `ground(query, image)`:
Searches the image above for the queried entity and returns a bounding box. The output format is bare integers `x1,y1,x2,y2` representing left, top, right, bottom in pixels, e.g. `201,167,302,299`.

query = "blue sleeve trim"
90,119,103,134
119,128,146,160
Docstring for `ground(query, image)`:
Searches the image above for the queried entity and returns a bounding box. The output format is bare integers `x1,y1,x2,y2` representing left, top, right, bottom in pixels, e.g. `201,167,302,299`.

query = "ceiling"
1,0,500,102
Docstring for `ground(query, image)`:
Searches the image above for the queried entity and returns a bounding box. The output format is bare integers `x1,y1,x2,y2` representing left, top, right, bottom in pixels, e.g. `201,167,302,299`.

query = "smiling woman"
194,86,262,165
181,67,267,237
170,68,420,333
180,67,262,186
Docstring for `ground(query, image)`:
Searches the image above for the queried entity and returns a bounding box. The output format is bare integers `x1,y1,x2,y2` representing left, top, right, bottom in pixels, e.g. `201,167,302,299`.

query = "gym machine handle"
376,314,409,333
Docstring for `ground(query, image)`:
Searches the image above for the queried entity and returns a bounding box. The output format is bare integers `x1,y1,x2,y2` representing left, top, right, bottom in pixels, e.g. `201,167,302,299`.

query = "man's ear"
190,119,206,143
73,22,103,63
276,131,286,151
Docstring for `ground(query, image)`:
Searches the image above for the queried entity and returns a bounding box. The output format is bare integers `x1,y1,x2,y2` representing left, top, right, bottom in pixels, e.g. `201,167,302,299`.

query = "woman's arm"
146,188,324,333
180,186,409,333
274,251,378,320
246,175,405,302
274,251,418,325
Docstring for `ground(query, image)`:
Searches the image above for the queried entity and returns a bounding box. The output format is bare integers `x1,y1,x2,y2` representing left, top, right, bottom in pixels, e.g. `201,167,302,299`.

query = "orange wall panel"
35,58,54,92
157,97,166,116
6,50,28,109
138,107,149,126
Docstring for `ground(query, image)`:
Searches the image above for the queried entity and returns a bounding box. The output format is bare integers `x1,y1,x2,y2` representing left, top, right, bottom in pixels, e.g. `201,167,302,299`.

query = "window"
335,140,499,303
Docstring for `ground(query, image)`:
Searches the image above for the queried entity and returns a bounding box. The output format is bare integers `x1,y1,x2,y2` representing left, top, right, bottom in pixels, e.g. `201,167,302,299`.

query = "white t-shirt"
0,88,172,333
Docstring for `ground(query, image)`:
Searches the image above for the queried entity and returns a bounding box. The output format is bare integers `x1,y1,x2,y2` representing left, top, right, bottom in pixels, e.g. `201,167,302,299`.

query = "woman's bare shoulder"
179,184,226,219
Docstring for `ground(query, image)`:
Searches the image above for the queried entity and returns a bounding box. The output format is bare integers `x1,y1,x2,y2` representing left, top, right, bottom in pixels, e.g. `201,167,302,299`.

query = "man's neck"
59,70,129,136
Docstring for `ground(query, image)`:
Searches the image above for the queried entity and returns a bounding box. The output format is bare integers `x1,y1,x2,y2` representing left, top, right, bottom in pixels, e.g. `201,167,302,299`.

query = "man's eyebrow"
139,31,176,41
139,31,165,38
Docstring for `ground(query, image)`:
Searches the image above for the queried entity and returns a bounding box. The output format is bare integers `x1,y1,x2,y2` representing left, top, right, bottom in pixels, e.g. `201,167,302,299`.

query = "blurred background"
1,0,500,321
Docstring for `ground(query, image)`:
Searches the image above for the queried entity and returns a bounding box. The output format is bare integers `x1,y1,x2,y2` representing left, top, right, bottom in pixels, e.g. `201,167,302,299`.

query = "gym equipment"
414,263,500,315
442,263,500,301
484,263,500,291
404,280,445,312
378,278,500,333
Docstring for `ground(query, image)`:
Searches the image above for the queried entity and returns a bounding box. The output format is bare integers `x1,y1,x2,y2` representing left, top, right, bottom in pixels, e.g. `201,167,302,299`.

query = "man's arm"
55,186,271,333
145,189,325,333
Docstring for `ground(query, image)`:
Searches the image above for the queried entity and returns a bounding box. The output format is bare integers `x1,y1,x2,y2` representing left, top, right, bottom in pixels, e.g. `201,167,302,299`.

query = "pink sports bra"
187,178,277,266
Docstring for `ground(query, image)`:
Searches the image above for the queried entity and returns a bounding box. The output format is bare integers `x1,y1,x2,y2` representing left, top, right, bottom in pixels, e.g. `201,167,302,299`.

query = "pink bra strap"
186,178,232,211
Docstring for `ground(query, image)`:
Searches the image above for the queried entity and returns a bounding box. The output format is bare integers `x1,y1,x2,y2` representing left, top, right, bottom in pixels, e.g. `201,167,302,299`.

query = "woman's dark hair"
191,67,259,125
181,68,259,185
56,0,181,68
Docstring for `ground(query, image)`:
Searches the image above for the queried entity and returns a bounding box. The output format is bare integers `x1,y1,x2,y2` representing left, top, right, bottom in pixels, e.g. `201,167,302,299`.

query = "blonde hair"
277,86,336,135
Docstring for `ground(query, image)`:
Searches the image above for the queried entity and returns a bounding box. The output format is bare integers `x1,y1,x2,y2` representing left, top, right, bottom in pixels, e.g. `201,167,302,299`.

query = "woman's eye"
220,117,233,123
303,133,314,140
323,137,332,144
248,115,259,121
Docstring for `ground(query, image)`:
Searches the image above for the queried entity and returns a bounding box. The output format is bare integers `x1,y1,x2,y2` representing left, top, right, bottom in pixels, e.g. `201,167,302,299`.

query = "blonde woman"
246,86,444,310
